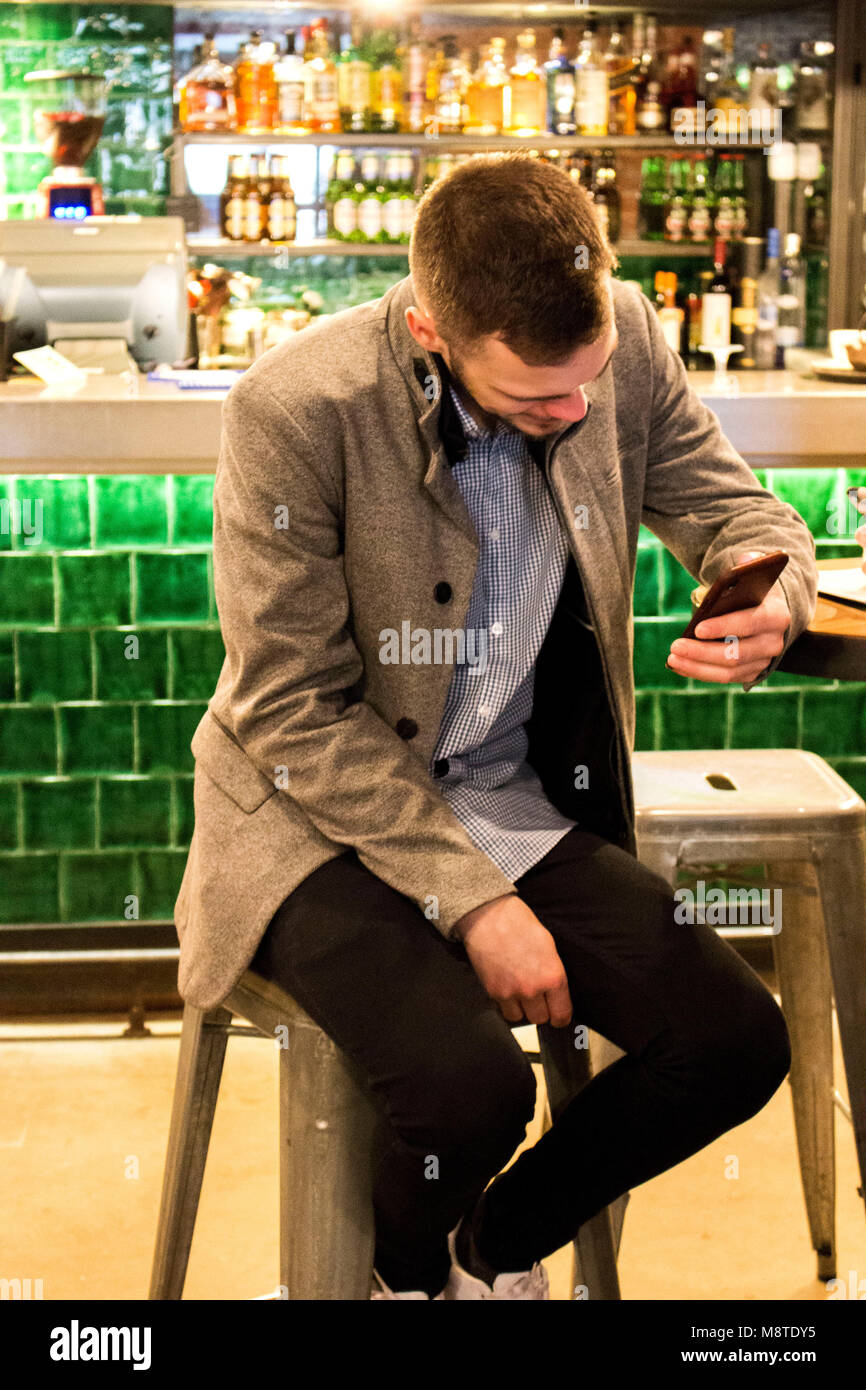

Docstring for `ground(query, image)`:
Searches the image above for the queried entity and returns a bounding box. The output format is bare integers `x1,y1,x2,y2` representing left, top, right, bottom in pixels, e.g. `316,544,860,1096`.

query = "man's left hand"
666,551,791,688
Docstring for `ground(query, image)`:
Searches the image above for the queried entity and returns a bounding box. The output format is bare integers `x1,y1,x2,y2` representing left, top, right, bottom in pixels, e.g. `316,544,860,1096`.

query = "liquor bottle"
221,155,247,240
357,151,383,242
370,30,403,133
663,33,698,132
236,31,278,134
732,275,758,367
573,21,608,137
403,17,429,135
304,19,340,133
756,229,781,368
274,31,307,134
337,19,370,133
435,36,469,134
399,153,416,241
177,33,236,132
638,155,667,240
776,232,806,358
748,41,780,115
544,29,575,137
327,148,357,239
713,153,736,241
619,13,646,136
701,239,733,349
714,28,747,136
685,291,701,368
345,165,368,243
604,20,632,136
635,14,665,133
664,159,690,243
731,155,748,239
265,156,296,243
805,162,828,247
465,39,507,134
244,154,266,241
656,271,685,355
795,40,831,133
505,29,546,136
381,151,405,243
590,149,620,245
687,158,712,243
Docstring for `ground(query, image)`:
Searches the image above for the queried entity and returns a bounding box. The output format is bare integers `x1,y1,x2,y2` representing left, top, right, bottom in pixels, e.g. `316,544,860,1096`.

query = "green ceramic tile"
0,782,19,849
94,476,168,548
0,633,13,700
0,479,13,551
17,630,92,702
169,628,225,699
0,707,56,775
815,540,861,560
60,706,134,774
0,853,59,922
173,776,195,845
660,551,696,616
632,546,660,617
94,629,168,700
634,691,657,751
60,852,137,921
728,690,801,748
658,691,729,750
57,553,131,627
752,470,768,490
135,553,210,623
801,687,866,757
0,554,54,625
22,778,96,849
827,758,866,803
137,703,207,774
638,525,660,548
138,850,188,918
172,475,215,546
9,477,90,551
763,667,819,689
633,619,684,689
770,469,837,541
100,777,172,847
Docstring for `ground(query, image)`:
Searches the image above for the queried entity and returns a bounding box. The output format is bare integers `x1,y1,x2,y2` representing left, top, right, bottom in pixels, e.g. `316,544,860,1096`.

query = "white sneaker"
443,1224,549,1300
370,1268,446,1300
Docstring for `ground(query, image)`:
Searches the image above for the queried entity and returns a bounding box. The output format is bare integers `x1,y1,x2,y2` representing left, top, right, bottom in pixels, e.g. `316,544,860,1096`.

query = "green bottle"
638,155,667,240
381,151,404,243
328,148,357,240
688,158,712,242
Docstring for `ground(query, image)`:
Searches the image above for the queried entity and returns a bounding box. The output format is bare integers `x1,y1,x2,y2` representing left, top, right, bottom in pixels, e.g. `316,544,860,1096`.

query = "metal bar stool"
149,968,627,1300
632,748,866,1282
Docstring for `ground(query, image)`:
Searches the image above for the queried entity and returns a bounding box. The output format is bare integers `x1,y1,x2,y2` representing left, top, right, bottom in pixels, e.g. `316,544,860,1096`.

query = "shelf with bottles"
172,15,832,147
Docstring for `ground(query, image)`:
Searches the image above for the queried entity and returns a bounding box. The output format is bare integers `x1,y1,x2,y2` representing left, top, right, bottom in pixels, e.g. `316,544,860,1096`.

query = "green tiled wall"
0,4,172,218
1,467,866,924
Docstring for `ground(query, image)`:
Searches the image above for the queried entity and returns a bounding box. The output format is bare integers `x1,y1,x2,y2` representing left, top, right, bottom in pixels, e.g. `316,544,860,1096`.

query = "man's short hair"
409,153,616,365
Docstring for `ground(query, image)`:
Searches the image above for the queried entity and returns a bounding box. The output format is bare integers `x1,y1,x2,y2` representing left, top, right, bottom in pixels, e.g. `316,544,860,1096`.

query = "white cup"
828,329,862,363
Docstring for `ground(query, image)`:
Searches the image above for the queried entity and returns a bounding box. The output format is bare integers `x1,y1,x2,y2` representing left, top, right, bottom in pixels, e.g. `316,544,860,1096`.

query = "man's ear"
405,304,447,355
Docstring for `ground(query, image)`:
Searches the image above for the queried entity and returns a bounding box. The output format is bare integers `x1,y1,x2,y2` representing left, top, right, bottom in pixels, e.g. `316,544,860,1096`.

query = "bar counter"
1,367,866,472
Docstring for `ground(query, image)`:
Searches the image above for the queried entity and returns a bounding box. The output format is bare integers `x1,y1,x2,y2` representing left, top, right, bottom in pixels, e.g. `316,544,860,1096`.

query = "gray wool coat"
173,272,818,1011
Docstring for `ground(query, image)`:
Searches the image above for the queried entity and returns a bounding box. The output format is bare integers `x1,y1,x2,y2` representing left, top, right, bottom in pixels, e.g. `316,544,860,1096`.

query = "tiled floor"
1,991,863,1302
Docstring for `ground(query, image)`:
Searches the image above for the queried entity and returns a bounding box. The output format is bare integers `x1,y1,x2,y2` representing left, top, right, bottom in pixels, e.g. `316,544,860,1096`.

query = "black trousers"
249,825,791,1297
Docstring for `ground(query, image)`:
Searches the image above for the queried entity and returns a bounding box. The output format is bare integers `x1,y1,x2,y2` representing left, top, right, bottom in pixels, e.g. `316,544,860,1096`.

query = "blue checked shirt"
428,383,578,882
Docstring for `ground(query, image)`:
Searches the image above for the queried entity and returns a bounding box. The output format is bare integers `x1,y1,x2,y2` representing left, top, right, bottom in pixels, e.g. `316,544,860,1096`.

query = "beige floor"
1,994,863,1302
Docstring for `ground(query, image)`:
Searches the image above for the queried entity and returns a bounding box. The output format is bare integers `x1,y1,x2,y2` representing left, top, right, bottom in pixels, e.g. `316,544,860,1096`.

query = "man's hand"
453,894,573,1027
666,550,791,688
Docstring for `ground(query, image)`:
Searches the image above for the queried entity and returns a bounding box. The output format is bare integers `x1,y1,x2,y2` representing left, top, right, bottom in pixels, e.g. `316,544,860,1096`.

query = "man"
174,155,818,1300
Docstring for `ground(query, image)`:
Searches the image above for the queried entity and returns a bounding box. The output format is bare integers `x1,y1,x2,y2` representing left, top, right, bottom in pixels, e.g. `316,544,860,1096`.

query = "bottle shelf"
175,130,784,150
186,235,715,259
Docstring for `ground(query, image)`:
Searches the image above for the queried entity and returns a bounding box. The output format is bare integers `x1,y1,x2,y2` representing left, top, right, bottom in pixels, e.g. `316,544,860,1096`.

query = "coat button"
433,758,450,777
434,582,452,603
396,717,418,740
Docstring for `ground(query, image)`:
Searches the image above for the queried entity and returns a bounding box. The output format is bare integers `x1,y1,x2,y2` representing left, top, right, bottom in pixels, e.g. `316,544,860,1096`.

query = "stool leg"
280,1019,378,1299
537,1021,623,1300
149,1002,232,1299
770,860,836,1282
813,832,866,1228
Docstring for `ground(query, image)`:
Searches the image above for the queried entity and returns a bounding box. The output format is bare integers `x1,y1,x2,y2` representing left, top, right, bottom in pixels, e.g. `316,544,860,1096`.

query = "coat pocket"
191,711,279,814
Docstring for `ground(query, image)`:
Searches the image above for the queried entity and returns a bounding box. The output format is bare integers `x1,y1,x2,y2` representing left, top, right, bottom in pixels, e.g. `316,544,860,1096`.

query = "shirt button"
434,581,452,604
395,717,418,740
491,622,503,636
478,705,489,718
433,758,449,778
489,527,500,541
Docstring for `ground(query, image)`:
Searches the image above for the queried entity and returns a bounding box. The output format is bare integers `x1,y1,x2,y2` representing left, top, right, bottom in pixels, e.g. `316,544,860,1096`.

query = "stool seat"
633,749,862,831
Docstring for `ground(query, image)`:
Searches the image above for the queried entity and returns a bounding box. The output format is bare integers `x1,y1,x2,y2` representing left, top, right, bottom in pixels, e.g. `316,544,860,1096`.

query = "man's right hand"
453,894,573,1028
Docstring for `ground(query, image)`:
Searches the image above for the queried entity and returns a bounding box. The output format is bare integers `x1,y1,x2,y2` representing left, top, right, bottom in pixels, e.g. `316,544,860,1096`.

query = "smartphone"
681,551,789,641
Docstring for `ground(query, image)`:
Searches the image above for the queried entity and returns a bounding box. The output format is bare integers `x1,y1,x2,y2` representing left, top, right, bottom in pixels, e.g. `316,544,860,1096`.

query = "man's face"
406,286,618,440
